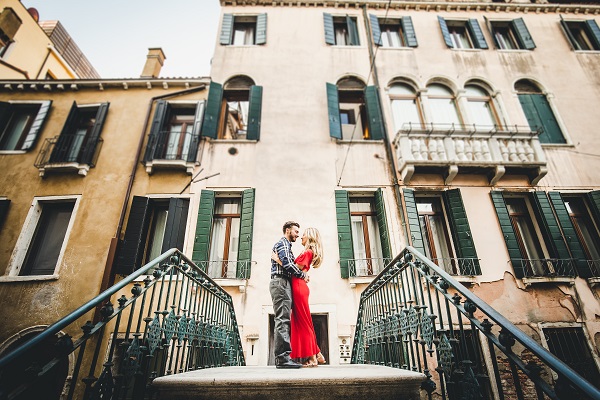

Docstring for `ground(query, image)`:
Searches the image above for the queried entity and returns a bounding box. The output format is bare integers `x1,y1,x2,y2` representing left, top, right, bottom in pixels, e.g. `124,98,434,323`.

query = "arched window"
515,80,565,144
464,84,500,129
427,84,462,127
389,83,423,132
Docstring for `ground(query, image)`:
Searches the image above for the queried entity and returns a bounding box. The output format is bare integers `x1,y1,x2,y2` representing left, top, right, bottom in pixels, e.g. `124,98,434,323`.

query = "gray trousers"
269,276,293,363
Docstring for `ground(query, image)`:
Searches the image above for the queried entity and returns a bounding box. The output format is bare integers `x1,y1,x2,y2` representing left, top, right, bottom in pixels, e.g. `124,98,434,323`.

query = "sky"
24,1,222,79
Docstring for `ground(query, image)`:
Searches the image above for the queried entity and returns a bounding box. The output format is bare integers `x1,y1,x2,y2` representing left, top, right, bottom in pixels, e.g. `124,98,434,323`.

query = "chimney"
140,48,166,78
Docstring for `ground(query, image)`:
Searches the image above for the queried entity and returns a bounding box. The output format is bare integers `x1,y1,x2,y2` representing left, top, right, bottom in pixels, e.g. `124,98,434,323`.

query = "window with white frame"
560,19,600,51
427,84,462,127
389,83,423,132
464,84,500,129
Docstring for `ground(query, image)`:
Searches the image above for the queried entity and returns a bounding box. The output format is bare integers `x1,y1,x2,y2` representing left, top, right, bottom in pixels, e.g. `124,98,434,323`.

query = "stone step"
152,364,426,400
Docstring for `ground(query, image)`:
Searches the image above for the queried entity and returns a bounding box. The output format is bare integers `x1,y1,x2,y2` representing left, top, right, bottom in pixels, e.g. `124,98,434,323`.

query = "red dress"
290,250,320,359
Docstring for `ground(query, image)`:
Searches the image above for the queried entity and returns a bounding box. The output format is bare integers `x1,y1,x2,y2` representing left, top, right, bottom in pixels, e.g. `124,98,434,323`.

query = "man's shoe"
276,359,302,369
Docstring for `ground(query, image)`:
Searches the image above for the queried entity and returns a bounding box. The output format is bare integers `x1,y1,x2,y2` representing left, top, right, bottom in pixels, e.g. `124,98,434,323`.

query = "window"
324,13,360,46
515,80,565,144
464,84,500,129
564,196,600,265
369,15,418,48
0,101,51,151
0,7,22,54
438,17,488,50
427,84,462,127
404,189,480,276
389,83,423,132
335,189,392,278
489,18,536,50
219,14,267,46
192,189,255,280
560,19,600,51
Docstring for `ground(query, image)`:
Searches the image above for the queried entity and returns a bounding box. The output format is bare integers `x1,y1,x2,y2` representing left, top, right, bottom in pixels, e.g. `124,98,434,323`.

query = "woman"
273,227,326,367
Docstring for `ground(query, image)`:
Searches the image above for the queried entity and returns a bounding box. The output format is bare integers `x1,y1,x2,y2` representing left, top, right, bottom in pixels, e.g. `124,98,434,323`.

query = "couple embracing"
270,221,326,369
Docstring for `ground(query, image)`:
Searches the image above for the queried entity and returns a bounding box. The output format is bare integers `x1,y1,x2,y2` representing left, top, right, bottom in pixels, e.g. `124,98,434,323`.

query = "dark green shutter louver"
548,192,592,278
187,101,205,162
585,19,600,50
21,100,52,151
403,189,426,256
220,14,234,45
518,94,565,144
0,199,10,228
49,101,78,163
560,18,579,50
347,16,359,46
587,190,600,229
438,16,454,48
402,16,418,47
323,13,335,45
326,83,342,140
490,191,525,278
144,100,169,162
335,190,354,278
369,14,382,46
192,190,215,272
237,188,255,279
0,102,10,129
532,192,572,273
115,196,152,275
467,19,488,49
364,86,384,140
161,198,190,253
443,189,481,275
246,85,263,141
201,82,223,140
512,18,536,50
81,102,109,165
256,13,267,45
375,188,392,261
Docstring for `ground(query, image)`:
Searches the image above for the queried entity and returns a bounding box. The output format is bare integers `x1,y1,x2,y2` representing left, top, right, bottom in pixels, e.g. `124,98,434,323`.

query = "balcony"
431,257,481,277
144,130,199,175
34,135,103,177
513,258,577,286
195,260,254,288
393,123,547,185
349,258,391,284
586,260,600,286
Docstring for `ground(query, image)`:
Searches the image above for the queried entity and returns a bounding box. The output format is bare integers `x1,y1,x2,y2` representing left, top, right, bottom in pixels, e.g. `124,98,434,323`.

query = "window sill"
145,159,197,175
522,276,575,287
0,274,59,282
0,150,27,155
539,142,575,148
450,48,484,52
496,49,533,53
349,276,375,287
213,278,248,292
378,46,415,51
223,44,260,48
454,275,478,285
587,277,600,286
336,139,384,144
331,45,365,49
38,162,89,177
573,50,600,54
208,139,258,144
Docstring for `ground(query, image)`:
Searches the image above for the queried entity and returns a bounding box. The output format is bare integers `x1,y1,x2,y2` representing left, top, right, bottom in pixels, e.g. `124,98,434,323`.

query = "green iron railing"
352,246,600,400
0,249,245,400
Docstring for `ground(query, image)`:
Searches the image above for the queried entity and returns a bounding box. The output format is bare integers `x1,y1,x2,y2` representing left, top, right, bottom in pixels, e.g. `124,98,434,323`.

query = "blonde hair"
303,227,323,269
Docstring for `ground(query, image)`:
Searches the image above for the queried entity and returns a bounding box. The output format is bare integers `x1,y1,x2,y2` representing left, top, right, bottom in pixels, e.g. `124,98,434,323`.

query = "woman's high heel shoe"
316,352,326,364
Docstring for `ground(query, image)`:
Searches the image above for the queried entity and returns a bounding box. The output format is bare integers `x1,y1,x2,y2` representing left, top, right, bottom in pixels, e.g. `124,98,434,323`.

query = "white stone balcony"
393,123,547,185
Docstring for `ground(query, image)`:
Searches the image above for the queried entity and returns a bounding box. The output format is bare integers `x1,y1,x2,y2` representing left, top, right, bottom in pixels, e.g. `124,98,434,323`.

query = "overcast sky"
24,1,221,79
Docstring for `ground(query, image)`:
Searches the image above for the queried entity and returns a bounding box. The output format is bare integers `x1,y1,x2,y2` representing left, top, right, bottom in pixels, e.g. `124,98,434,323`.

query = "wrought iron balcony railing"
513,258,577,279
349,258,391,277
195,260,254,280
34,134,103,177
351,247,600,400
430,258,481,276
587,260,600,278
143,130,199,174
0,249,245,400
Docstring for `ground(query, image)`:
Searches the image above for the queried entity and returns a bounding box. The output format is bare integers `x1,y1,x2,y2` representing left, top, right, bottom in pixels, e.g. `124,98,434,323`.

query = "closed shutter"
144,100,169,162
115,196,152,275
518,94,543,134
81,102,109,165
192,190,215,272
364,86,384,140
532,192,572,273
467,19,488,49
335,190,354,278
161,198,190,253
369,14,382,46
49,101,78,163
438,16,454,48
326,83,342,140
402,16,418,47
402,189,426,256
548,192,592,278
490,191,525,278
201,82,223,139
323,13,335,45
237,189,255,279
374,188,392,261
511,18,536,50
220,14,234,45
0,199,10,228
246,85,263,141
347,16,360,45
21,100,52,151
256,13,268,45
531,94,565,144
187,101,205,162
585,19,600,50
443,189,481,275
587,190,600,227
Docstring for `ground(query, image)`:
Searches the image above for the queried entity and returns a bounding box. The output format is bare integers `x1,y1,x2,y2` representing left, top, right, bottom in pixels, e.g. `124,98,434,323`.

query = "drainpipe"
361,6,410,245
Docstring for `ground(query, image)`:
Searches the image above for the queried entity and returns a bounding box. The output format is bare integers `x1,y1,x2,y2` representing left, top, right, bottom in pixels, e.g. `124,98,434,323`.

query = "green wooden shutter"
220,14,234,45
50,101,78,163
187,101,205,162
81,102,109,165
364,86,384,140
402,189,426,256
144,100,169,162
532,94,565,144
246,85,263,141
21,100,52,151
369,14,382,46
402,16,418,47
326,83,342,140
587,190,600,229
256,13,267,45
511,18,536,50
374,188,392,261
490,191,525,278
532,192,572,274
0,102,10,129
192,190,215,272
347,16,360,46
115,196,152,275
323,13,335,45
438,16,454,48
518,94,543,134
161,198,190,253
0,199,10,229
548,192,592,278
201,82,223,140
237,189,255,279
560,19,579,50
335,190,354,278
467,19,488,49
585,19,600,50
443,189,481,275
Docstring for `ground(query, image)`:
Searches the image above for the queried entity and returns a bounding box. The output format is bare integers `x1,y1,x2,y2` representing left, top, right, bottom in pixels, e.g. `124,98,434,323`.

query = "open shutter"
402,16,418,47
115,196,152,275
237,189,255,279
375,188,392,261
369,14,382,46
347,16,360,45
587,190,600,229
201,82,223,140
335,190,354,278
548,192,592,278
467,19,488,49
403,189,426,256
161,198,190,253
532,192,572,271
144,100,169,162
490,191,525,278
323,13,335,45
364,86,384,140
438,16,454,48
220,13,234,45
0,199,10,228
256,13,267,45
21,100,52,151
81,102,109,165
560,17,579,50
511,18,536,50
192,190,215,272
531,94,564,144
585,19,600,50
49,101,78,163
246,85,263,141
326,83,342,140
0,102,10,129
187,101,205,162
443,189,481,275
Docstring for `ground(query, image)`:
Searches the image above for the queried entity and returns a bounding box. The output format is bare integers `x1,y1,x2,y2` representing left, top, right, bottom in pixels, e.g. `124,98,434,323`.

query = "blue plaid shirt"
271,237,306,280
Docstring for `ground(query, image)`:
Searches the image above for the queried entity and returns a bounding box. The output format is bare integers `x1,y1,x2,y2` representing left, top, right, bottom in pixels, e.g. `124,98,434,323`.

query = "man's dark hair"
282,220,300,234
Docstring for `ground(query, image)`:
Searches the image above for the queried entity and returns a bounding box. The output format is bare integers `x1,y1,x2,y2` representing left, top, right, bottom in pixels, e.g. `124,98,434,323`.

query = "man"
270,221,309,369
